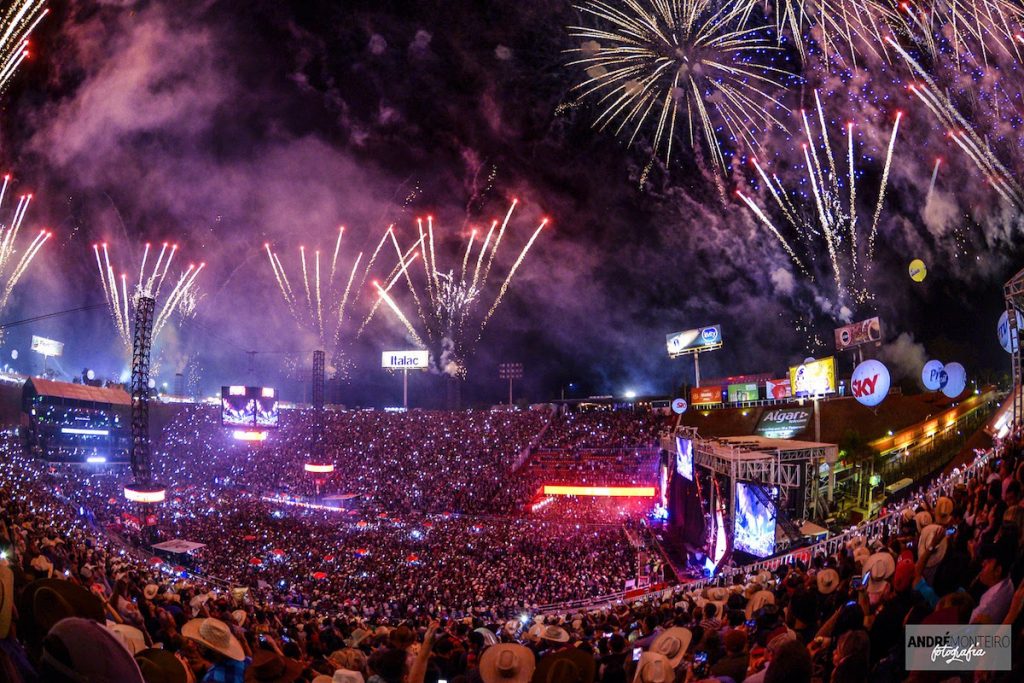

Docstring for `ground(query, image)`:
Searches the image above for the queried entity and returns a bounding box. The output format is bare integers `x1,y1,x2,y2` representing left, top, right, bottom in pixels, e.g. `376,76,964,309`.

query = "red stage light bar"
542,485,656,497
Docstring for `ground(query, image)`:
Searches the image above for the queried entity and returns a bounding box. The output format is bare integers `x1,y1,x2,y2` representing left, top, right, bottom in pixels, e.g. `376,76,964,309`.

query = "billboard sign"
727,382,759,403
834,317,882,351
755,408,812,439
765,378,792,400
666,324,722,357
789,357,837,397
851,359,891,407
31,335,64,357
690,386,723,405
381,350,429,369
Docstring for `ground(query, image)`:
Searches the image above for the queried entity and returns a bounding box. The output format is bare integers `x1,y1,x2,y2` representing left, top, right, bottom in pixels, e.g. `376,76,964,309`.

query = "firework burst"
0,174,50,323
264,224,401,362
363,199,546,378
0,0,46,95
93,241,205,350
565,0,796,179
736,92,900,312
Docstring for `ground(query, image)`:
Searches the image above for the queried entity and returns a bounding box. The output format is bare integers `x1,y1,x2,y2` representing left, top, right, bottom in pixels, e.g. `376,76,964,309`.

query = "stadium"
0,2,1023,683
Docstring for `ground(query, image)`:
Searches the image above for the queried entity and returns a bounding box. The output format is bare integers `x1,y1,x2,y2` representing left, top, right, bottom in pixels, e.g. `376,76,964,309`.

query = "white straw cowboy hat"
479,643,535,683
650,627,692,668
182,618,245,661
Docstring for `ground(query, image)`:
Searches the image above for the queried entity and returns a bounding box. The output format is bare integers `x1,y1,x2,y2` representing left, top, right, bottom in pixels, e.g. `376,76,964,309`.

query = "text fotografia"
905,625,1012,671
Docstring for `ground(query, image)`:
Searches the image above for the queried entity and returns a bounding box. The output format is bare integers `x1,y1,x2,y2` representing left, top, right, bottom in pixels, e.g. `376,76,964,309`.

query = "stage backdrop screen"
733,482,777,558
675,436,694,481
221,386,277,428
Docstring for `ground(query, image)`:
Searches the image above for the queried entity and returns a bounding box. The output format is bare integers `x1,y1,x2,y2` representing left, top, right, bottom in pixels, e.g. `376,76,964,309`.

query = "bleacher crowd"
0,410,1021,682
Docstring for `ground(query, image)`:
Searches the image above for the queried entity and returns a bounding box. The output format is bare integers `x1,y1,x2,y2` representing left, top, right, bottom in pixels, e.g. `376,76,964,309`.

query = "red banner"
690,386,723,405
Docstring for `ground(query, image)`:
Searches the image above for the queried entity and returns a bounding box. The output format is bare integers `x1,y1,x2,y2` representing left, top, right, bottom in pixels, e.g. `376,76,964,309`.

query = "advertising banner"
381,350,429,369
666,325,722,356
834,317,882,351
690,385,723,405
727,382,759,403
31,335,64,357
765,378,792,400
789,357,837,397
755,407,812,439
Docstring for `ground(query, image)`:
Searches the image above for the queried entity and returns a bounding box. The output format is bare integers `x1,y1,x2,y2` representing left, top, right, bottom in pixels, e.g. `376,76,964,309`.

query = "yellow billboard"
789,356,837,397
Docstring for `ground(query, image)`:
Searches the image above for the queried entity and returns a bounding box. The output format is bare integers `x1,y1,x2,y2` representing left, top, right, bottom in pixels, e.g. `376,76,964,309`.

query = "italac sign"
381,350,429,369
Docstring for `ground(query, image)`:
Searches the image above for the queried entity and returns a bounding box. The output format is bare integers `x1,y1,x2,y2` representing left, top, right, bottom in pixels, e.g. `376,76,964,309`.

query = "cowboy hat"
533,647,595,683
136,647,190,683
650,627,691,668
853,546,871,566
816,569,839,595
232,609,248,627
745,590,775,619
707,587,728,602
41,617,145,683
144,584,160,600
539,625,570,643
245,649,304,683
182,618,246,661
633,652,673,683
475,627,499,647
918,524,948,567
479,643,535,683
332,671,365,683
864,552,896,595
22,578,105,642
108,622,149,654
933,497,954,525
914,511,933,532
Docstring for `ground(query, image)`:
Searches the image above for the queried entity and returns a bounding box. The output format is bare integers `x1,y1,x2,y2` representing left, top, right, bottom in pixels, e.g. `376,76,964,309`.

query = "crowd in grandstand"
1,409,1023,682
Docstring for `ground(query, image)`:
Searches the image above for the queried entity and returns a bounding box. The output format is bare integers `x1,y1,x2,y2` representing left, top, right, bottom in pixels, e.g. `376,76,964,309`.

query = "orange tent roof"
28,377,131,406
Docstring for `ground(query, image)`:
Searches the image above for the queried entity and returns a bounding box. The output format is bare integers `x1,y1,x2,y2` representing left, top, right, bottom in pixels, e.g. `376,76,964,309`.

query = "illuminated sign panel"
542,485,656,497
690,386,723,405
789,357,837,397
666,325,722,357
31,336,64,357
221,386,278,429
381,350,429,369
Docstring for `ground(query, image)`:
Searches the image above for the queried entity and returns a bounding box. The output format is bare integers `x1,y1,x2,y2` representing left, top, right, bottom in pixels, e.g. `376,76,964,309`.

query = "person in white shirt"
970,544,1016,624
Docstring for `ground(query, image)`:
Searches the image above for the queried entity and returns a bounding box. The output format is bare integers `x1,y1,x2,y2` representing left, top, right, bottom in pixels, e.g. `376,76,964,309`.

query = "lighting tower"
124,295,166,511
312,349,325,414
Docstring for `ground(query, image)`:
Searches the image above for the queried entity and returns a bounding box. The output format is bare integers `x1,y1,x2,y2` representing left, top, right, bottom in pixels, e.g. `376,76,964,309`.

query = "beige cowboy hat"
479,643,535,683
815,569,840,595
745,590,775,619
649,627,691,668
182,618,245,661
633,652,673,683
539,625,570,643
918,524,948,568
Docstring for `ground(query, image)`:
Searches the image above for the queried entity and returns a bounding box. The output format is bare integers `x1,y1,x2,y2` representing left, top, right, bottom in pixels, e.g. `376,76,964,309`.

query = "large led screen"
733,482,777,558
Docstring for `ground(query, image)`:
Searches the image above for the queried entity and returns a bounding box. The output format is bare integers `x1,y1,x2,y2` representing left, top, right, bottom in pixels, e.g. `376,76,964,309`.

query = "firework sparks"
264,224,399,353
565,0,795,178
0,1,46,95
365,199,546,378
93,241,204,349
737,92,901,311
0,175,50,327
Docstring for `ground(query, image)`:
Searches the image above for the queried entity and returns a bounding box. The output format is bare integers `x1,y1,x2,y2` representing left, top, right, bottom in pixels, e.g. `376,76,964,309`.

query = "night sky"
0,0,1020,407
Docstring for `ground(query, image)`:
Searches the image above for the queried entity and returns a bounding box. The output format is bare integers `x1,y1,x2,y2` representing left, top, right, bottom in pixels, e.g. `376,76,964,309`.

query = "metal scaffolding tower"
312,349,325,413
130,296,155,484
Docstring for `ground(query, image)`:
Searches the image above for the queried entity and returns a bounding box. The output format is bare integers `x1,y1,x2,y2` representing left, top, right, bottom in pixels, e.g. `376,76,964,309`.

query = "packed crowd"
3,423,1023,682
3,407,1023,683
539,410,669,451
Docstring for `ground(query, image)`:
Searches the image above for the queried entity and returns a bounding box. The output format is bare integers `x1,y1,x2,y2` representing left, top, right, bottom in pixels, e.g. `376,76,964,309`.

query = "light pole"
499,362,523,406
